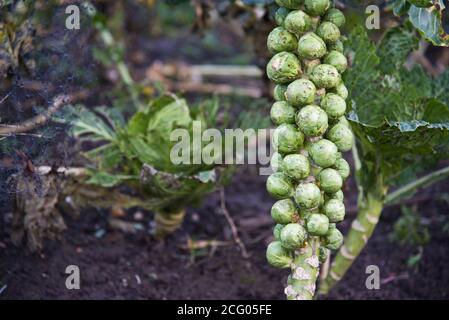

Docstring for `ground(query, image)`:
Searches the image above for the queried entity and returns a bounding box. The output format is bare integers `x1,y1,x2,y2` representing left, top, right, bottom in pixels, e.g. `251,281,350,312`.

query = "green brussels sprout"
267,172,294,199
280,223,307,249
275,7,290,26
327,39,344,53
271,152,283,172
330,82,348,100
274,84,288,101
304,0,330,16
316,22,340,44
318,168,343,193
324,50,347,74
326,123,353,152
324,189,344,201
275,0,303,10
285,79,316,107
334,157,350,179
267,27,299,54
324,227,343,250
271,199,297,224
323,8,346,28
407,0,433,7
266,241,293,268
297,32,327,60
267,52,302,84
306,213,329,236
271,101,296,125
309,139,338,167
295,105,328,137
273,224,284,240
320,93,346,119
319,247,330,263
273,123,304,154
284,10,312,35
310,64,341,89
282,153,310,180
323,199,345,222
294,182,321,209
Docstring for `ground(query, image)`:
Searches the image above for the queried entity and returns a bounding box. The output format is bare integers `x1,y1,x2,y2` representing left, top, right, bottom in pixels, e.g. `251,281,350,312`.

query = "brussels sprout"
323,199,345,222
304,0,330,16
275,7,290,26
267,172,294,199
320,93,346,119
318,168,343,193
271,101,296,125
271,152,283,172
330,82,348,100
316,22,340,44
267,27,299,54
274,224,284,240
294,182,321,209
334,158,350,180
303,59,321,76
319,247,330,263
324,189,344,202
285,79,316,107
271,199,297,224
267,52,302,84
324,50,347,74
266,241,293,268
309,139,338,167
296,105,328,137
326,123,353,152
284,10,312,35
275,0,303,10
323,8,346,28
327,39,344,53
324,227,343,250
282,153,310,180
274,84,288,101
306,213,329,236
273,123,304,154
280,223,307,249
407,0,433,7
310,64,341,89
297,32,327,60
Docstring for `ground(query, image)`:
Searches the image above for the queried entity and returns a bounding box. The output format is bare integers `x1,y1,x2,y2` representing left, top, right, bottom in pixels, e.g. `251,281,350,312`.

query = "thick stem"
285,238,320,300
318,192,384,295
153,209,186,239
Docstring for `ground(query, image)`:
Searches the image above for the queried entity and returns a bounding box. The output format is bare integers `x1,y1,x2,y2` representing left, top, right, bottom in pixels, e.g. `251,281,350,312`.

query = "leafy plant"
390,206,430,246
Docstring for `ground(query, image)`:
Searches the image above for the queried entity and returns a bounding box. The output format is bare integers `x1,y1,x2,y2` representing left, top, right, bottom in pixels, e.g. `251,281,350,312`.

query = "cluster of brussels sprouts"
265,0,353,300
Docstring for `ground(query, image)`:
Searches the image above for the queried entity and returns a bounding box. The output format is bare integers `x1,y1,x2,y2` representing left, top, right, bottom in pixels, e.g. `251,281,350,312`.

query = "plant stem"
385,165,449,205
153,209,186,239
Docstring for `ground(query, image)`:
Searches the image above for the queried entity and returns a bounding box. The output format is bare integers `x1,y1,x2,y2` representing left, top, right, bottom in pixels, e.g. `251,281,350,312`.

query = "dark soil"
1,167,448,300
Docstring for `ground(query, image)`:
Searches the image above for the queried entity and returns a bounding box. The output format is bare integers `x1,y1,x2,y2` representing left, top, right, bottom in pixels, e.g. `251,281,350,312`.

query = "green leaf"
408,1,449,46
432,69,449,105
86,171,136,188
392,0,411,16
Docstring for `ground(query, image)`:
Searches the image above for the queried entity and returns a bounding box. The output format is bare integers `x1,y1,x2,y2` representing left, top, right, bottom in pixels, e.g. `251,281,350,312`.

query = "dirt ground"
1,166,448,300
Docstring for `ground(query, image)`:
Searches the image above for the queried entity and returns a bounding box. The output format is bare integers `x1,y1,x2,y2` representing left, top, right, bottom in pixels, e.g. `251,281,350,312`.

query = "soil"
1,166,449,300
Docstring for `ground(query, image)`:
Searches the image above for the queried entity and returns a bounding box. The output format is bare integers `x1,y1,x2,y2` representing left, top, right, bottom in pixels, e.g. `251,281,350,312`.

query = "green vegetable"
334,157,350,179
310,64,341,88
297,32,327,59
327,39,344,53
296,105,328,137
330,82,348,99
267,27,299,54
284,10,312,35
274,224,284,240
319,247,330,263
306,213,329,236
309,139,338,167
323,227,343,250
280,223,307,249
275,7,290,26
282,154,311,180
324,189,344,201
323,199,345,222
326,123,353,152
273,123,305,154
274,84,288,101
304,0,330,16
294,182,322,208
271,101,296,125
286,79,317,107
323,50,347,73
320,93,346,119
271,152,284,172
316,21,340,44
275,0,304,10
318,168,342,193
323,8,345,28
267,52,302,84
267,172,295,199
271,199,297,224
267,241,293,268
